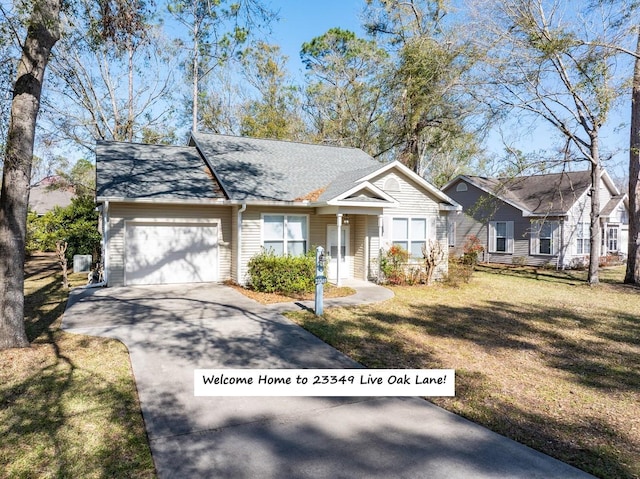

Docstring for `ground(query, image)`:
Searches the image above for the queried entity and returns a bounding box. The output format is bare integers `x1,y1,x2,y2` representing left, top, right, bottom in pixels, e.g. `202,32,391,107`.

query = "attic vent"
383,177,400,192
456,182,468,192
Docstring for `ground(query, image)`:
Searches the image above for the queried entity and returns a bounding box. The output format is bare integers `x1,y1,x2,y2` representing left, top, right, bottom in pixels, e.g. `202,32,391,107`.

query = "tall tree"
0,0,62,349
301,27,388,155
239,42,306,140
364,0,484,174
168,0,275,132
626,29,640,284
472,0,629,285
42,0,176,150
0,13,16,174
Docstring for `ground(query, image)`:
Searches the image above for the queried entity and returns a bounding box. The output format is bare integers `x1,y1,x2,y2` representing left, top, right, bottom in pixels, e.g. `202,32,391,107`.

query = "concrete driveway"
62,283,594,479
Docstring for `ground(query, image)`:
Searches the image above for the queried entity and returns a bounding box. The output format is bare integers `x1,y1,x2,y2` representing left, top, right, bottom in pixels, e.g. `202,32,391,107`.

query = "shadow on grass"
0,255,154,478
292,296,640,479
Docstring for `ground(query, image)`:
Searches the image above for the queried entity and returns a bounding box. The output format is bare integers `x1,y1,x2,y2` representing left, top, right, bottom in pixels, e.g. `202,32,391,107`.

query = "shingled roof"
464,170,593,215
96,141,225,201
190,132,382,202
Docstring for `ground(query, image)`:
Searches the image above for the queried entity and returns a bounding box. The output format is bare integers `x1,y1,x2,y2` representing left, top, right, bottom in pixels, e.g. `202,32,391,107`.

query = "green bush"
27,196,101,264
247,249,316,295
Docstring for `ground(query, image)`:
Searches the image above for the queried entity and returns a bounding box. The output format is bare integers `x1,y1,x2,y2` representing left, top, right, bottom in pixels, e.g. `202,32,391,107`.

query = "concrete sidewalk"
62,282,594,479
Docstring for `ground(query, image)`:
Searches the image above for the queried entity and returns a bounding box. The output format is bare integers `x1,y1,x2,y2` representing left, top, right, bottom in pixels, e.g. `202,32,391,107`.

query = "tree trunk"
0,0,61,349
625,30,640,285
588,153,601,286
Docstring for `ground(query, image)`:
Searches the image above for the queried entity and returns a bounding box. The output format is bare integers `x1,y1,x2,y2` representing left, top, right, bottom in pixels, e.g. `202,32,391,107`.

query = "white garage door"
125,222,218,285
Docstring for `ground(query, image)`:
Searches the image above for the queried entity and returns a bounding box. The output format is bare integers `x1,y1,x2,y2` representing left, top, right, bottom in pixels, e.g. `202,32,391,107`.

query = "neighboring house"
443,170,629,268
29,175,75,216
95,132,461,287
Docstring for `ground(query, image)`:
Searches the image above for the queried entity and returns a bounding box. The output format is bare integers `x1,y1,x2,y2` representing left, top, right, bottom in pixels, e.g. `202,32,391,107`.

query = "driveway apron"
62,283,594,479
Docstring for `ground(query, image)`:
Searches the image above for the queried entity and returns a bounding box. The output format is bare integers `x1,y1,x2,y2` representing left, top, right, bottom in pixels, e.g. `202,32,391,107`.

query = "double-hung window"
576,222,590,254
531,220,558,255
607,226,619,252
489,221,513,253
392,217,430,260
263,215,308,256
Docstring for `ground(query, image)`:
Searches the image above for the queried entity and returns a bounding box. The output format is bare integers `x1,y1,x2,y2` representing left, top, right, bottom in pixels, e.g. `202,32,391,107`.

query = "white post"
337,213,343,286
378,215,384,282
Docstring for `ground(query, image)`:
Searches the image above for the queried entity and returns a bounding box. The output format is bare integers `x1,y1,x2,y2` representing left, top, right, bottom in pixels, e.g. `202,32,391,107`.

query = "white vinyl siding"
488,221,514,253
530,220,559,255
262,214,308,256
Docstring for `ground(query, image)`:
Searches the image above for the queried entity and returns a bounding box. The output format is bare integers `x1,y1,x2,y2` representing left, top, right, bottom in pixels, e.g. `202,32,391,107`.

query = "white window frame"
576,222,590,255
391,216,436,260
448,218,456,247
607,225,619,252
530,220,559,256
488,221,513,253
261,214,309,256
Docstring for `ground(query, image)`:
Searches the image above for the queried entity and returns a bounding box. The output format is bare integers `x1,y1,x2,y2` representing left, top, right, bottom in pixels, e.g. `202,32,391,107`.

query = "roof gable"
451,171,593,216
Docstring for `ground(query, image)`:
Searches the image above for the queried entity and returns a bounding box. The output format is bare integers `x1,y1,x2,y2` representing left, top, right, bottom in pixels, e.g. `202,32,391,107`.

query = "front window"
263,215,307,255
531,220,558,255
607,226,619,252
539,223,553,255
392,217,429,259
576,222,590,254
495,221,507,252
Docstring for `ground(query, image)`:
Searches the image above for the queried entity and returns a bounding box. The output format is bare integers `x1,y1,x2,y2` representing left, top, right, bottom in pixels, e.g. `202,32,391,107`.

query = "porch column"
336,213,343,286
378,215,384,281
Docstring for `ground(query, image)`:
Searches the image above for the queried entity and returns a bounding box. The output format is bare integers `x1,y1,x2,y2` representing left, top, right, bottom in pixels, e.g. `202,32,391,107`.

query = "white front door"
327,225,350,280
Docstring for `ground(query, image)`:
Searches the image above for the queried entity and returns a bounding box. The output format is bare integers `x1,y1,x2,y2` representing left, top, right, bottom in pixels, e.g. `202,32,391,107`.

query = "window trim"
488,220,513,253
607,225,619,252
261,213,310,256
576,222,590,255
390,216,436,260
530,220,559,256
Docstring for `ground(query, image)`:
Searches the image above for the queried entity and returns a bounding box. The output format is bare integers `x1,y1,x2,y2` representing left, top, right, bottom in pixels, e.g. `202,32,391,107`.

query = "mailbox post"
314,246,326,316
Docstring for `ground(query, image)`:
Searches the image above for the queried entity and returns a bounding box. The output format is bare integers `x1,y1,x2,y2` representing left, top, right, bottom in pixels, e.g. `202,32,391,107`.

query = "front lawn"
287,265,640,479
0,254,155,478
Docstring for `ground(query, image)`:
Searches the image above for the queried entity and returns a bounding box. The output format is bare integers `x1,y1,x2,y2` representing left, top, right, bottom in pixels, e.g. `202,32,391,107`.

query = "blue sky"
267,0,367,75
264,0,630,183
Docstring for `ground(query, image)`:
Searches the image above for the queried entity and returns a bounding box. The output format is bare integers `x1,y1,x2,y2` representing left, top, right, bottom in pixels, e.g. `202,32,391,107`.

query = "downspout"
85,200,108,288
237,203,247,284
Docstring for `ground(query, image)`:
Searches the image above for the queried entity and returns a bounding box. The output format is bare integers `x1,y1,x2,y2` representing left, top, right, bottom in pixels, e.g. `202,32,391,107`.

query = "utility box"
73,255,92,273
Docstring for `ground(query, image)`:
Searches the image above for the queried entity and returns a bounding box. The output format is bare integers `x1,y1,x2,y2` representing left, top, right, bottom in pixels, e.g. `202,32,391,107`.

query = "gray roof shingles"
190,132,381,202
466,170,592,215
96,141,225,200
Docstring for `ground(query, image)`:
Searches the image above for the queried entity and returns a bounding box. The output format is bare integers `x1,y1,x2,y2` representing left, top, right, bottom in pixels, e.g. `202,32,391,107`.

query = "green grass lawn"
287,264,640,479
0,254,155,478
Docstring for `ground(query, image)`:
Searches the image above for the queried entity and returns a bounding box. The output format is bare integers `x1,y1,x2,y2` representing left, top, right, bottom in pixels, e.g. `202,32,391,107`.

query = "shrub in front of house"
247,248,315,295
462,234,484,265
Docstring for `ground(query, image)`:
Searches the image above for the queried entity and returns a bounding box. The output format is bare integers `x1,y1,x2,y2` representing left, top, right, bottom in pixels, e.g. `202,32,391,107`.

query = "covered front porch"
314,207,385,286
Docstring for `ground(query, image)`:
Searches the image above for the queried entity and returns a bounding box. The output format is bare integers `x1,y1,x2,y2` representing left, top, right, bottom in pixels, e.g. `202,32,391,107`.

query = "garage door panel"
125,223,218,285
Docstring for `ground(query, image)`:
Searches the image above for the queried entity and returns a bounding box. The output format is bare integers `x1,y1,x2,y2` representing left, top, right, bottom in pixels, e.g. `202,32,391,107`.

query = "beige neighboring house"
29,176,75,216
95,132,461,287
443,169,629,268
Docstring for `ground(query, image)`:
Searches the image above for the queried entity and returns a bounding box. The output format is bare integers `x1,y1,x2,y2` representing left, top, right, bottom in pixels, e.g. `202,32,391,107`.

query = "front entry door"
327,225,350,281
